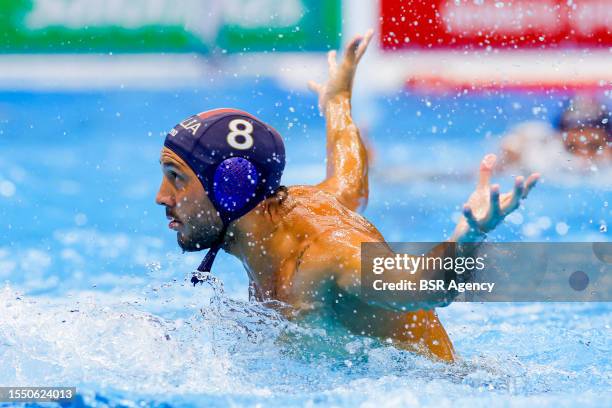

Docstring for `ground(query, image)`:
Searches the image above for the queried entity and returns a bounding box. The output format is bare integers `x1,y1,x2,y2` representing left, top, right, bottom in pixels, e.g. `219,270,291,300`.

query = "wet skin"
563,127,610,161
156,30,539,362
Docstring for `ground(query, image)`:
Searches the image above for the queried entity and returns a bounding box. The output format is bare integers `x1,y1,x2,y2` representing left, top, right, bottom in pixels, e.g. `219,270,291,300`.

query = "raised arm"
308,30,373,212
332,153,540,311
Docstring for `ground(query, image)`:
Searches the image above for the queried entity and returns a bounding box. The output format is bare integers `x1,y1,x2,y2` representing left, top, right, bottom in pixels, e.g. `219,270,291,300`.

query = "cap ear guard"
212,157,259,218
165,109,285,279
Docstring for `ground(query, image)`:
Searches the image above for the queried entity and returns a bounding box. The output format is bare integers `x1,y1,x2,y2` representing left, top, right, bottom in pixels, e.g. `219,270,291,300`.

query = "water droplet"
555,222,569,235
0,180,16,197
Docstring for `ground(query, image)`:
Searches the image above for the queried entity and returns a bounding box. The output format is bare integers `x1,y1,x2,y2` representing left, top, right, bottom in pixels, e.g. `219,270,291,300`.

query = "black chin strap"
190,185,285,287
191,224,228,286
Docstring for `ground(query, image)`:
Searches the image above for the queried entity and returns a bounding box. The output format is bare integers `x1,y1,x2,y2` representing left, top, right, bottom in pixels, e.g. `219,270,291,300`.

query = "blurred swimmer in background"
155,30,539,362
500,94,611,173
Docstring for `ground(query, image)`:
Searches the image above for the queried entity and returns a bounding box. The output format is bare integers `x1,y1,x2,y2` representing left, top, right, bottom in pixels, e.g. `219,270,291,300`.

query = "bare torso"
232,185,379,302
225,185,457,361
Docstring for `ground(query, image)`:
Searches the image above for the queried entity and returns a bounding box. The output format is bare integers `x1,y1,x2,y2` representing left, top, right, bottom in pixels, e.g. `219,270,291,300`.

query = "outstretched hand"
452,154,539,243
308,29,374,113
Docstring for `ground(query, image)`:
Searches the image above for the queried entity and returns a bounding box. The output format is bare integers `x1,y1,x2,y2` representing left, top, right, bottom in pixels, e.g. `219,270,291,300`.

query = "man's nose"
155,181,176,207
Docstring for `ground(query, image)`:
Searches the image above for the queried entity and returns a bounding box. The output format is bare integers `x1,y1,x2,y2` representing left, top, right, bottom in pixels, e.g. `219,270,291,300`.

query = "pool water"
0,81,610,407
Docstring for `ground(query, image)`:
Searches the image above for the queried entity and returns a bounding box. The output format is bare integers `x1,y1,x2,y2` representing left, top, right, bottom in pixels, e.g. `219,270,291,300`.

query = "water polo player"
500,94,611,173
155,30,539,362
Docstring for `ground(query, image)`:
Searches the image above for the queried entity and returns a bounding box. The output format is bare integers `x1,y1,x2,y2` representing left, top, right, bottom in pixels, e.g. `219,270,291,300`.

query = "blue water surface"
0,81,610,407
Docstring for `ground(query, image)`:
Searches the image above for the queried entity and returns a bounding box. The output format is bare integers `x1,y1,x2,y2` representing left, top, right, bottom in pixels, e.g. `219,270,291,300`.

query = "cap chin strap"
191,156,257,286
189,185,284,287
191,223,228,286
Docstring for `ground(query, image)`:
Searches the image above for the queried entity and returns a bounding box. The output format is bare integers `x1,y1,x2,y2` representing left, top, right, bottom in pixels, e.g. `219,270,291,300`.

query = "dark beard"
177,224,223,252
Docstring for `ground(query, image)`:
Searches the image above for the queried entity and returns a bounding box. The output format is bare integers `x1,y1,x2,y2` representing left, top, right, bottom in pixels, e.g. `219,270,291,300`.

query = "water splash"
1,282,610,407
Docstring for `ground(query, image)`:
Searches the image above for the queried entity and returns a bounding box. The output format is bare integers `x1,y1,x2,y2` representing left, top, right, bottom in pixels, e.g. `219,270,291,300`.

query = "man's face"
563,127,609,159
155,147,224,251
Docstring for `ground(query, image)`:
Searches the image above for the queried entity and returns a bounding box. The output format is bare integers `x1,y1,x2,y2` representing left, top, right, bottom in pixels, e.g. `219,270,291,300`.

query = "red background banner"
380,0,612,50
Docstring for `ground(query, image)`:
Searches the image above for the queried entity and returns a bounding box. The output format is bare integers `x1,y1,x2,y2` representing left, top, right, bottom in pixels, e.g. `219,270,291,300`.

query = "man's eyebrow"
161,161,182,171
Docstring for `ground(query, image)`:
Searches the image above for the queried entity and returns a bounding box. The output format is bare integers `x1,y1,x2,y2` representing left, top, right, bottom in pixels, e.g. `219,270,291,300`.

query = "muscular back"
244,185,456,362
240,185,382,306
280,185,381,241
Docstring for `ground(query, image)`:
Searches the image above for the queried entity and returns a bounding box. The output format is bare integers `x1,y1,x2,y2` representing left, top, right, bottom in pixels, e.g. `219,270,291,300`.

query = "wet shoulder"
284,185,383,240
285,185,350,215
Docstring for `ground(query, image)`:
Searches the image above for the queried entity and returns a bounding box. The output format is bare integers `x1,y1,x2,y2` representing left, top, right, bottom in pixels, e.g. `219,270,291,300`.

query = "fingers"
463,170,539,236
344,28,374,64
501,176,524,214
500,172,539,215
327,50,337,74
307,80,322,95
463,205,481,231
307,80,324,113
523,173,540,198
477,153,497,189
489,184,502,219
345,36,362,63
355,29,374,62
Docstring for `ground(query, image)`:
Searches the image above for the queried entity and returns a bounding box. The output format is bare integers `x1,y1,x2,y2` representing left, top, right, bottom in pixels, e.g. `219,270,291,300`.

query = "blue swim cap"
163,108,285,278
164,108,285,222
